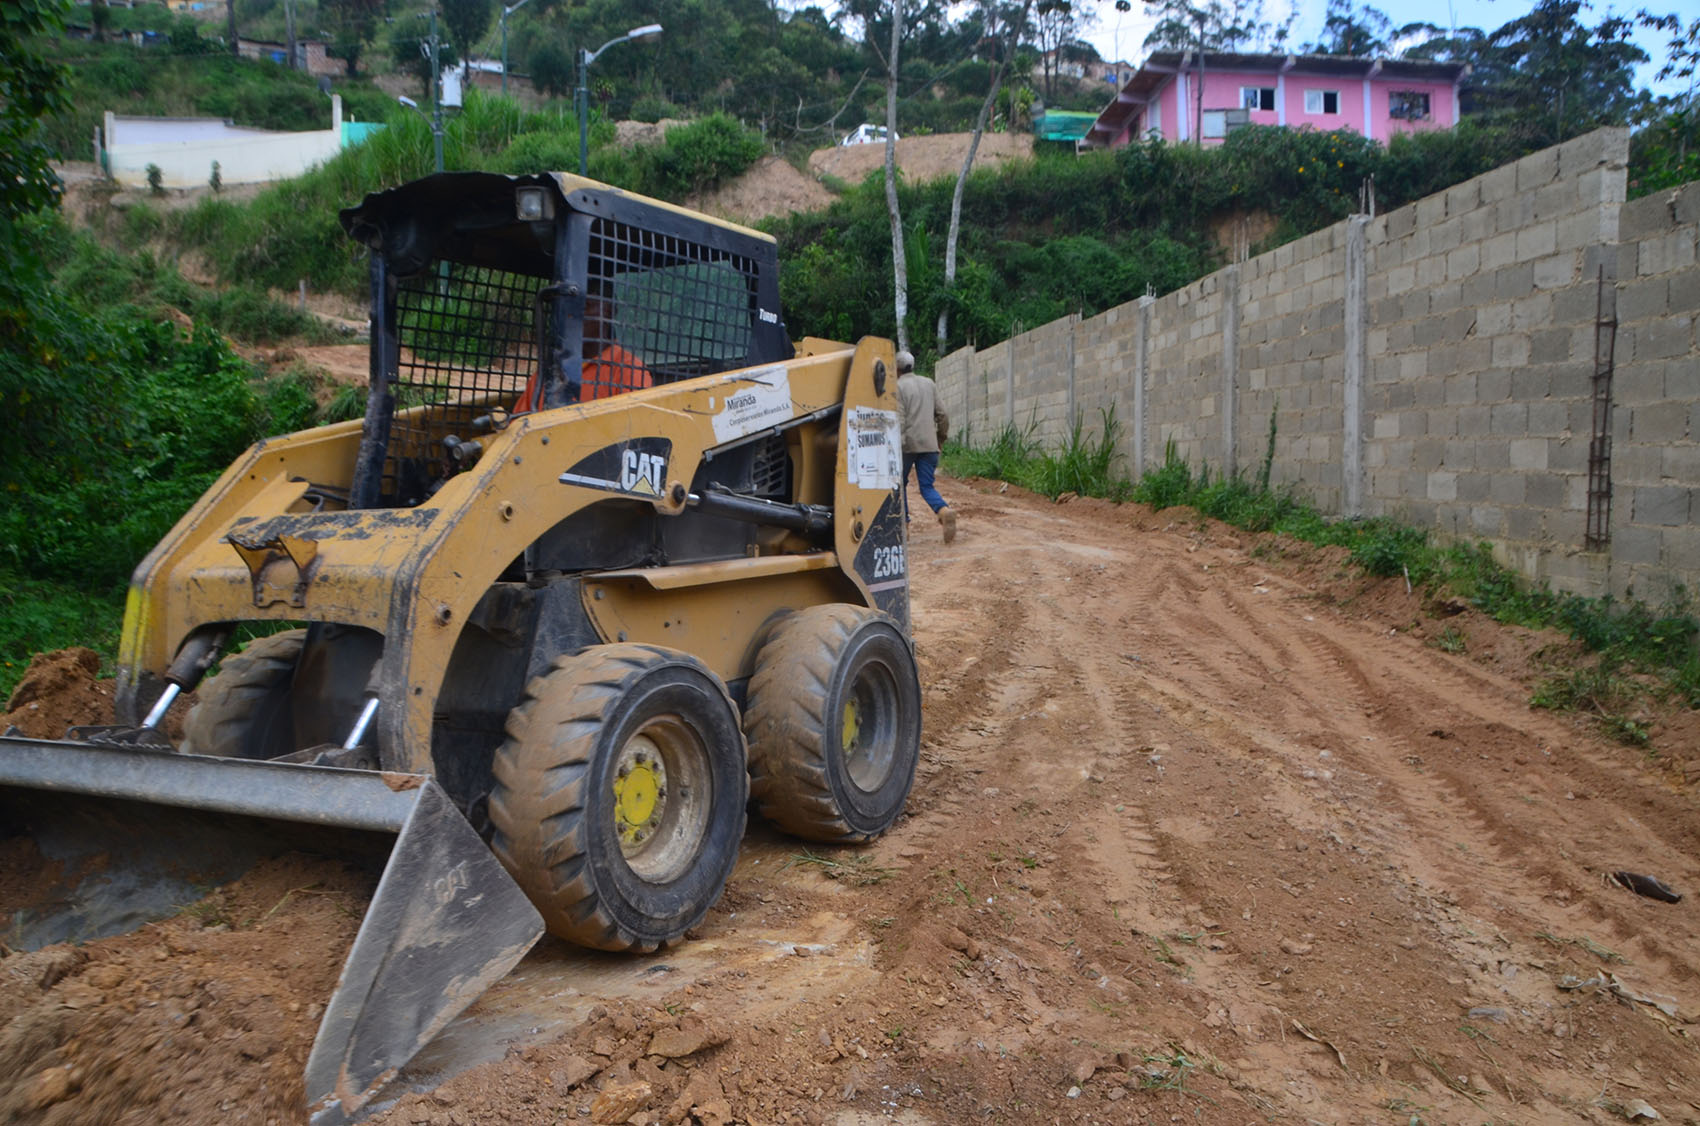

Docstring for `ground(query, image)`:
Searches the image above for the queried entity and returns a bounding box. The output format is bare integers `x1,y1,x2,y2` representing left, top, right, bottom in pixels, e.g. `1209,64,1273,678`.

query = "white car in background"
841,123,897,146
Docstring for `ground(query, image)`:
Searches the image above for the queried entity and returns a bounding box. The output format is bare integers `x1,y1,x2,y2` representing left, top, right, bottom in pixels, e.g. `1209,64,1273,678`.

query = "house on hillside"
1080,51,1468,149
237,36,340,77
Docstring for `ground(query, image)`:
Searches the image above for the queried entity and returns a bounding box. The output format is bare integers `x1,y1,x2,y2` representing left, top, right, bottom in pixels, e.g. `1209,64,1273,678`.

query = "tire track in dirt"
19,478,1698,1126
1139,555,1700,1020
938,491,1700,1120
1306,630,1700,1002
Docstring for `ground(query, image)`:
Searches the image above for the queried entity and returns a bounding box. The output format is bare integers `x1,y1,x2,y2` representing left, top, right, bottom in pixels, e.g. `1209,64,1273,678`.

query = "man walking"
896,350,956,544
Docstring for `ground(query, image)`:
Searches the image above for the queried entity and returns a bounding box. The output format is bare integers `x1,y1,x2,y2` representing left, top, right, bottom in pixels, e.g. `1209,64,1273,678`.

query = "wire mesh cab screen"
387,263,543,506
589,217,757,389
344,173,791,509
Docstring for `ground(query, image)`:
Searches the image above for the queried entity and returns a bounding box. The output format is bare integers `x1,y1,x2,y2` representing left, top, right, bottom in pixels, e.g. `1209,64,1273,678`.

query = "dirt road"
4,478,1697,1125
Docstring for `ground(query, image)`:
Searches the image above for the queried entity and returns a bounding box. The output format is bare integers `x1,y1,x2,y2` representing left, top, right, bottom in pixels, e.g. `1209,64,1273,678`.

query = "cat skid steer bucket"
0,735,543,1124
2,170,922,1121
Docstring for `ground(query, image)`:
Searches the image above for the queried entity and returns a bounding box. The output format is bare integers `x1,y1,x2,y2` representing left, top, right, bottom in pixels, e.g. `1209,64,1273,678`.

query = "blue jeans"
903,452,945,519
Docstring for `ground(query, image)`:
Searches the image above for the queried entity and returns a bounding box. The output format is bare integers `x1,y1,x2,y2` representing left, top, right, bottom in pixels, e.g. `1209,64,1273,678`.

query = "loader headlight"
515,187,552,222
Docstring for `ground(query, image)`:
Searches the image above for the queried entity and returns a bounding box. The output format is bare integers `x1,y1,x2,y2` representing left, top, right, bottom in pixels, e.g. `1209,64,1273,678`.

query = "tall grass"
944,407,1129,501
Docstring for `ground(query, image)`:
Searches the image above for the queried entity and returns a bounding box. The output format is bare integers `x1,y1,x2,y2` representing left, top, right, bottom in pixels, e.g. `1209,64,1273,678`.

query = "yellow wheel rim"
612,734,667,849
841,696,862,756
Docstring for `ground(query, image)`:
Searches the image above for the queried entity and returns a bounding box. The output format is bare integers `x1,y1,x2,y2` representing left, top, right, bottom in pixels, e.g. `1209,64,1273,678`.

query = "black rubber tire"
179,629,307,759
488,644,748,952
744,604,921,842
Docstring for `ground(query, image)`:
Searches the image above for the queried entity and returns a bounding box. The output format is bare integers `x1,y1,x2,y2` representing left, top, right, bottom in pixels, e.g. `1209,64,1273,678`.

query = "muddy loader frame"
1,172,921,1122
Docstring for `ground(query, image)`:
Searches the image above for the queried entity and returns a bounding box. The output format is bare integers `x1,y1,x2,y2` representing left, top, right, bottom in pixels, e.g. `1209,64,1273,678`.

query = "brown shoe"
938,507,957,544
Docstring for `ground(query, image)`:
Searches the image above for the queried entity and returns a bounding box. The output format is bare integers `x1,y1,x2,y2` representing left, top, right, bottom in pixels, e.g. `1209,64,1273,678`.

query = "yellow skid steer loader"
0,172,921,1122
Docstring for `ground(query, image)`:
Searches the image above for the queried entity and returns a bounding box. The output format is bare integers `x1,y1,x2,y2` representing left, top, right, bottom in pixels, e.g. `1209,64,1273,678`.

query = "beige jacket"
898,373,948,455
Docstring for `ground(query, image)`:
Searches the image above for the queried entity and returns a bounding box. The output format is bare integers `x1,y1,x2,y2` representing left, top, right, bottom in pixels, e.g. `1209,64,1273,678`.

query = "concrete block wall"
1074,303,1139,449
1609,182,1700,605
934,346,974,440
1145,272,1225,471
1008,318,1076,448
1361,128,1628,596
1238,222,1351,510
929,127,1698,605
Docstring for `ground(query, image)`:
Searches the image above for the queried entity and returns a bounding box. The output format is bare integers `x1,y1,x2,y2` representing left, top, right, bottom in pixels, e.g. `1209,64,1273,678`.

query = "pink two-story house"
1081,51,1468,149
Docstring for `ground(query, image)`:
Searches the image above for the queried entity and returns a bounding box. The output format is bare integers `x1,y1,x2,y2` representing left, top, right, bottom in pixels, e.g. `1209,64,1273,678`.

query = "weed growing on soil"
1433,625,1468,654
942,436,1700,744
945,410,1131,501
1535,931,1627,963
784,850,896,886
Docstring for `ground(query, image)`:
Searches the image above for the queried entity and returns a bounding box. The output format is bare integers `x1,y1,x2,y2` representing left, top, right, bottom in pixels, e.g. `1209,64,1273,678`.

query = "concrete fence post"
1222,265,1240,479
1066,313,1078,427
1343,215,1369,517
1134,295,1154,477
1006,337,1016,428
976,352,987,440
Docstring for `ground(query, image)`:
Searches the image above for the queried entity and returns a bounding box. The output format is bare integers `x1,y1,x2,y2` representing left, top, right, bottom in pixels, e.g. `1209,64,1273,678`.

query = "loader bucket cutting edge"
0,735,545,1124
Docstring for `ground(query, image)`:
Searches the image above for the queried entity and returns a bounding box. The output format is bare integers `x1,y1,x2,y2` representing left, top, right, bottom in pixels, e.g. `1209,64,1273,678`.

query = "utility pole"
501,0,534,97
429,10,444,172
227,0,238,57
285,0,298,70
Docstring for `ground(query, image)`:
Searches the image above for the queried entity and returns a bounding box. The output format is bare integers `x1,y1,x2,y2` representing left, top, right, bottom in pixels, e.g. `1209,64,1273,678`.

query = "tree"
1478,0,1647,145
884,0,909,352
839,0,947,351
0,0,69,233
1144,0,1285,53
529,41,573,98
323,0,383,76
938,0,1035,354
390,20,459,98
1032,0,1092,100
440,0,494,80
1634,14,1700,190
1309,0,1391,56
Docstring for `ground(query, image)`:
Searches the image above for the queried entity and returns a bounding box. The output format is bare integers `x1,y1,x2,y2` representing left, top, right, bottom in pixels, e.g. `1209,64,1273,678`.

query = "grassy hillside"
771,121,1524,359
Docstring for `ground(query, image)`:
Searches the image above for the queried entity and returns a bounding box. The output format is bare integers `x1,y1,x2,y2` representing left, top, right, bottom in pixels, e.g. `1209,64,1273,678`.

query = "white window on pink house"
1202,108,1251,138
1241,86,1275,111
1303,89,1340,115
1389,90,1432,120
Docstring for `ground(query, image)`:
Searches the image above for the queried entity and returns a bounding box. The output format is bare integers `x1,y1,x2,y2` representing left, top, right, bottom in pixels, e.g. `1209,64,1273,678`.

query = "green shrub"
1028,408,1128,501
631,95,683,124
1,218,272,591
1348,521,1433,580
1130,441,1194,511
0,567,125,701
493,130,582,176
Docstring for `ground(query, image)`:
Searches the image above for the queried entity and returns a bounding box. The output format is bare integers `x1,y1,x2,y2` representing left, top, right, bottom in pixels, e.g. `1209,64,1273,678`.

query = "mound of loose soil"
687,154,835,226
3,649,112,740
807,131,1033,186
0,856,370,1126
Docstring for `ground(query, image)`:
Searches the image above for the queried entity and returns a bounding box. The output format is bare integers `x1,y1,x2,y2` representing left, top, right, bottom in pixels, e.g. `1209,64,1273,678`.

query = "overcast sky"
1079,0,1690,97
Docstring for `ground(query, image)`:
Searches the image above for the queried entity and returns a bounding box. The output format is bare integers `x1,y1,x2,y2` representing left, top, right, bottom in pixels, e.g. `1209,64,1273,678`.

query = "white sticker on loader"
711,367,793,443
847,406,901,492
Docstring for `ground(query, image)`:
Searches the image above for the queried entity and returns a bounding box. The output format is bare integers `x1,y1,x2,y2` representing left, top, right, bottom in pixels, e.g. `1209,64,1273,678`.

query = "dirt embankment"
806,132,1034,187
4,479,1698,1125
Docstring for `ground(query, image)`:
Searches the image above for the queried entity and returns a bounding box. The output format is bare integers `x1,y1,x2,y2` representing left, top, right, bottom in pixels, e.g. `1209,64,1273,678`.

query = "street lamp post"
575,23,663,175
397,11,449,172
500,0,534,97
399,95,445,173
